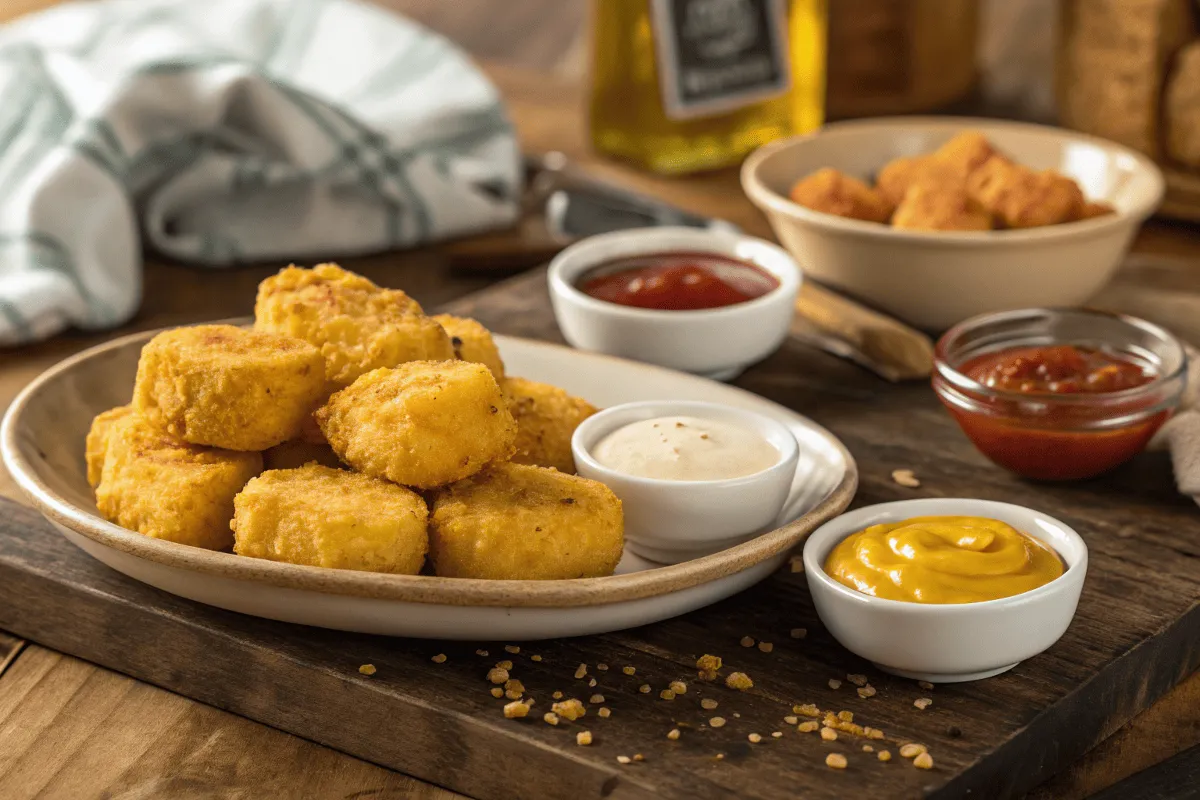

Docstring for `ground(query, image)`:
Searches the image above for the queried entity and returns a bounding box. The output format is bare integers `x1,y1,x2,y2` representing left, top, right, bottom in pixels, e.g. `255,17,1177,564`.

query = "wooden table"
0,2,1197,798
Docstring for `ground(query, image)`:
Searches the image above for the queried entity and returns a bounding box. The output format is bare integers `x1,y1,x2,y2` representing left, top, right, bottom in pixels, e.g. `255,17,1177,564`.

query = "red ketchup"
578,252,780,311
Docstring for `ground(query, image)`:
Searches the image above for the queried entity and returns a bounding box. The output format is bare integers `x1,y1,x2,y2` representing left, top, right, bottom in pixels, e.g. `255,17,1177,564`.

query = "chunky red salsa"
578,252,779,311
964,345,1154,394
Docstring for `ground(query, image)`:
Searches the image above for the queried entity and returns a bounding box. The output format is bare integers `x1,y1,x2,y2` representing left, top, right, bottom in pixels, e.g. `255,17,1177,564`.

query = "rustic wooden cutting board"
1,269,1197,800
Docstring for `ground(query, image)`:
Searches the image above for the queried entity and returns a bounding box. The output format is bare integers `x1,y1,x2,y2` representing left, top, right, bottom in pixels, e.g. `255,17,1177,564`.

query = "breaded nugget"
232,464,427,573
432,314,505,382
788,168,893,223
133,324,325,451
967,160,1084,228
932,131,1003,176
504,377,597,473
1077,200,1116,220
429,463,623,580
86,405,136,487
254,263,455,390
892,184,993,232
316,361,517,489
262,439,342,471
95,414,261,550
875,156,961,208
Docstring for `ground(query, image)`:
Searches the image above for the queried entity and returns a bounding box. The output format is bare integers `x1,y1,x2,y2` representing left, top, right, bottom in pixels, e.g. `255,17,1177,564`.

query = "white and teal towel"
0,0,521,345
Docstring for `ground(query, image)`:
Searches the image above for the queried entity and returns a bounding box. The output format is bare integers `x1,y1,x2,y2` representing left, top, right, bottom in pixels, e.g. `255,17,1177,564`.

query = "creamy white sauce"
592,415,780,481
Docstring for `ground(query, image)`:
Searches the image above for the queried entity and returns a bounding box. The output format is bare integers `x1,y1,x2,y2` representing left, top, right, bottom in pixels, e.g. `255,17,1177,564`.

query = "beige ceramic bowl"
741,117,1165,330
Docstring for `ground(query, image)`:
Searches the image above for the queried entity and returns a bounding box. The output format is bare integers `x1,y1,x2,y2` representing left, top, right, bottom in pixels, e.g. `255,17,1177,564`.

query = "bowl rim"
547,226,802,322
1,324,858,609
802,498,1088,613
741,115,1166,247
571,399,801,490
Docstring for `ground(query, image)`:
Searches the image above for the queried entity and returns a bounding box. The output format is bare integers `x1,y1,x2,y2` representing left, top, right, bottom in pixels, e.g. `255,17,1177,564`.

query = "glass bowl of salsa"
932,308,1187,480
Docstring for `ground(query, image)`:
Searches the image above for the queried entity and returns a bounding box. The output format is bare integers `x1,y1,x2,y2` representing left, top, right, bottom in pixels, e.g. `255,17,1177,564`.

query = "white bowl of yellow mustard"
802,499,1087,683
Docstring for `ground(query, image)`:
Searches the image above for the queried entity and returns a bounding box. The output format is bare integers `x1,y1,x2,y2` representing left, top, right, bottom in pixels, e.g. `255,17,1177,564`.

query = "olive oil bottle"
589,0,827,175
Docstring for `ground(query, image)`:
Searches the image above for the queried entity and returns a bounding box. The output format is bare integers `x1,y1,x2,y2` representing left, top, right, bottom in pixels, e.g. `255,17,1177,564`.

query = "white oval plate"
2,327,857,640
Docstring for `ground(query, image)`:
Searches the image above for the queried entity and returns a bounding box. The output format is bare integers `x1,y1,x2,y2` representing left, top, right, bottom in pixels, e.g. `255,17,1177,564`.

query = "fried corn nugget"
262,439,342,471
503,377,597,473
132,324,325,451
95,414,261,550
232,465,428,573
254,263,455,390
1078,200,1116,220
875,156,961,208
967,160,1084,228
932,131,1003,176
85,405,136,487
892,184,993,232
432,314,505,382
429,463,623,580
316,361,517,489
789,168,893,223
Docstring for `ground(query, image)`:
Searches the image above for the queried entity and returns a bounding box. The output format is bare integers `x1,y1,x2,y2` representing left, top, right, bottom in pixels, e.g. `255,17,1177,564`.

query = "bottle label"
650,0,791,121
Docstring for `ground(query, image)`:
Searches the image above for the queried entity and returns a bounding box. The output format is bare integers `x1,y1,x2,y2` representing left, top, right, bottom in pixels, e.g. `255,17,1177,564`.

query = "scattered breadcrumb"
574,664,588,679
772,731,783,738
740,636,755,647
639,684,651,694
914,752,934,770
497,660,513,670
846,673,868,687
670,680,688,695
660,689,676,701
543,712,559,725
748,733,763,743
696,655,722,672
878,750,892,762
858,685,877,699
505,645,520,654
838,711,854,722
709,716,727,728
430,653,447,664
725,672,753,690
668,728,681,740
588,678,597,688
503,700,530,719
795,703,820,717
698,669,718,681
828,679,842,690
914,697,933,710
790,628,807,639
868,728,885,740
598,707,612,718
577,731,593,746
733,713,741,718
358,664,376,676
475,649,489,657
505,689,522,700
715,753,725,761
597,663,608,671
622,666,636,675
633,754,645,762
590,694,605,704
758,642,774,653
784,715,798,725
616,754,630,763
701,698,719,710
552,691,563,700
918,680,935,690
552,699,587,721
891,469,920,488
900,744,927,759
505,678,525,693
820,727,838,741
825,753,847,769
798,721,819,733
531,655,542,662
490,687,503,698
488,668,509,684
862,745,874,753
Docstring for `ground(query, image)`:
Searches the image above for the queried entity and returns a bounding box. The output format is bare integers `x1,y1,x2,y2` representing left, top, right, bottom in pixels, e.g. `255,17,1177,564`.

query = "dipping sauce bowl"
803,498,1087,683
572,400,799,564
933,308,1187,480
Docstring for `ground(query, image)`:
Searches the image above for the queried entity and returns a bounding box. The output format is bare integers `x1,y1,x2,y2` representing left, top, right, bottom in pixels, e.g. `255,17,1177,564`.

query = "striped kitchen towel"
0,0,521,345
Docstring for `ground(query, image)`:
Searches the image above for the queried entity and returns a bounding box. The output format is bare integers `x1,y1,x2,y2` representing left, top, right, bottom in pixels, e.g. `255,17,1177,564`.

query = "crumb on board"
475,649,489,657
616,754,630,763
798,721,819,733
588,677,597,688
891,468,921,488
696,655,722,672
490,687,503,698
725,672,753,690
358,664,376,676
633,754,644,762
575,664,588,679
503,700,530,719
577,731,593,746
790,628,807,639
488,668,509,684
639,684,651,694
858,685,877,699
825,753,848,770
863,745,874,753
670,680,688,695
914,752,934,770
838,711,854,722
497,660,513,670
900,743,927,759
431,654,447,664
771,731,783,739
531,654,542,662
543,712,559,725
623,666,636,675
598,707,612,718
505,645,520,654
784,715,798,725
820,727,838,741
597,663,608,671
709,716,727,728
590,694,605,704
668,728,681,740
552,699,587,721
505,678,525,693
748,733,763,743
794,703,820,717
846,673,868,687
878,750,892,762
828,679,842,690
919,680,935,690
505,689,523,700
758,641,774,653
740,636,755,648
660,689,676,701
552,691,563,700
701,698,719,710
915,697,933,710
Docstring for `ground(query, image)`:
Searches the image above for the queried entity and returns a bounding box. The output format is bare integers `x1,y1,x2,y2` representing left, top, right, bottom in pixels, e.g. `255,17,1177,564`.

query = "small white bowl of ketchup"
547,227,802,380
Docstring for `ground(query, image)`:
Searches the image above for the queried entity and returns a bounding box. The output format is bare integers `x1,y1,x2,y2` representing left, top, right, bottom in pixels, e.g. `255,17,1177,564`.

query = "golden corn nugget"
892,184,993,232
429,463,623,580
932,131,1003,176
875,156,961,207
316,361,517,489
95,414,261,550
432,314,505,382
504,377,598,473
85,405,136,487
1078,200,1116,220
967,160,1084,228
133,324,325,451
788,168,893,223
254,263,454,390
262,439,342,471
232,465,427,574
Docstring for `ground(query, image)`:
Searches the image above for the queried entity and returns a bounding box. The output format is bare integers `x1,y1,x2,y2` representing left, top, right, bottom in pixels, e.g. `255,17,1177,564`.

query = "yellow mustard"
823,516,1064,604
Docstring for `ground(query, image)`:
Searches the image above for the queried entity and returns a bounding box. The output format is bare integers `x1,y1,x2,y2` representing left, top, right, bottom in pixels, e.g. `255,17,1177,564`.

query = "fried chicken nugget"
95,414,261,550
133,324,326,451
892,184,993,232
429,463,623,580
432,314,505,382
789,168,893,223
254,263,455,391
86,404,136,487
932,131,1003,176
503,377,597,473
1078,200,1116,220
232,464,427,573
875,156,961,208
316,360,517,489
967,160,1084,228
262,439,342,471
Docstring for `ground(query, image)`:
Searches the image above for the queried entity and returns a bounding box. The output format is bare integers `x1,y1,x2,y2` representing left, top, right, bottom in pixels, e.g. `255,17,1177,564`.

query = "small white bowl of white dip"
572,400,799,564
